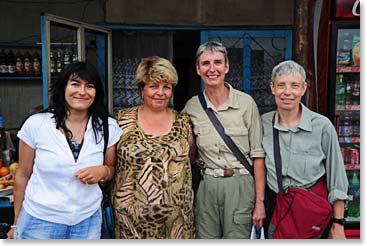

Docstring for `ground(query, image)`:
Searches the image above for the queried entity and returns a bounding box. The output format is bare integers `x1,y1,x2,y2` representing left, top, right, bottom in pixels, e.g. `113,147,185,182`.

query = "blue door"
201,30,292,114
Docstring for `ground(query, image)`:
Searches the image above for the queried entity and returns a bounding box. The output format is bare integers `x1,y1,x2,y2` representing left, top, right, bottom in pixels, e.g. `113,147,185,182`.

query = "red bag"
270,179,332,239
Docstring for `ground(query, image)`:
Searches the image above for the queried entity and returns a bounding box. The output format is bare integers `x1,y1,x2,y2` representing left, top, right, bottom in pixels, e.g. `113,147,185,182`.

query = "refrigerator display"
329,25,360,228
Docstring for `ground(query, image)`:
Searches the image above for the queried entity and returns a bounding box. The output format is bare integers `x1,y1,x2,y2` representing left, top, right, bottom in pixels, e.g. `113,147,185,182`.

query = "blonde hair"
135,56,178,88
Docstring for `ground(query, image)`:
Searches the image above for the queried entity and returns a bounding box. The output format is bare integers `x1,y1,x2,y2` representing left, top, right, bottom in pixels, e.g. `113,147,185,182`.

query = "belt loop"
213,169,220,177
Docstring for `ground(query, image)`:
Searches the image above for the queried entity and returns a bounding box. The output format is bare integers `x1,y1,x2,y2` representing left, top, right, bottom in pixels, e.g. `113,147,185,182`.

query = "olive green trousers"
194,173,255,239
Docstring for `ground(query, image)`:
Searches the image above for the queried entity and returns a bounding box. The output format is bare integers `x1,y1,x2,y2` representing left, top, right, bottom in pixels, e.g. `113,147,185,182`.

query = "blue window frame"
201,30,292,114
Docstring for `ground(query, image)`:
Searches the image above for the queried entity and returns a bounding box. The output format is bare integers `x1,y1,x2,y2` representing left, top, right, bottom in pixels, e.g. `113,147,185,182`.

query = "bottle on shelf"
7,50,16,76
335,74,345,109
339,112,353,137
63,48,71,68
32,51,42,76
72,48,78,62
50,51,56,74
345,78,353,106
352,113,360,136
23,51,33,75
56,49,63,74
0,49,8,75
347,171,360,218
351,80,360,105
15,50,25,75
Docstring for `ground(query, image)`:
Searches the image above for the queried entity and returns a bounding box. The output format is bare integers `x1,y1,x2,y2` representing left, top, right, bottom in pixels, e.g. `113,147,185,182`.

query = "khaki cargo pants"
194,173,254,239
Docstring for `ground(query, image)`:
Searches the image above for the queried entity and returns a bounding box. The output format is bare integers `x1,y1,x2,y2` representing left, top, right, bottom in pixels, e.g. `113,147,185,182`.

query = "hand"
328,223,346,239
252,200,266,228
7,227,14,239
74,165,107,184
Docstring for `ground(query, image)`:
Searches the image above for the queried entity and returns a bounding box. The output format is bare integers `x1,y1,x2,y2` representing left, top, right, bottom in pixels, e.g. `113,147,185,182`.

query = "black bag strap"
99,117,110,193
272,113,284,194
198,92,254,176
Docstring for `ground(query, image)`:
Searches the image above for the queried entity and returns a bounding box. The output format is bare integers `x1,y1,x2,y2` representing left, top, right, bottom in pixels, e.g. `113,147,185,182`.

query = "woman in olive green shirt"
261,60,349,239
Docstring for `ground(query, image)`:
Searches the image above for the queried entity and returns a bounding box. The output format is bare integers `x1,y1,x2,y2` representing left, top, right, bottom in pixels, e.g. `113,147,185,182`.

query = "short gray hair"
196,40,228,65
271,60,306,84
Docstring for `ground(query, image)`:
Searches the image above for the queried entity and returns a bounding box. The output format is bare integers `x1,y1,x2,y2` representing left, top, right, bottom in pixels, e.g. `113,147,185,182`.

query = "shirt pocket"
193,123,219,153
288,150,324,181
224,127,249,153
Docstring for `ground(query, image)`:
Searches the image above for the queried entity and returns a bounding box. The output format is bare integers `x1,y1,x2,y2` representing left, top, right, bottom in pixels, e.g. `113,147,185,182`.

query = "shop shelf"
345,164,360,170
336,66,360,73
338,137,360,143
0,76,42,80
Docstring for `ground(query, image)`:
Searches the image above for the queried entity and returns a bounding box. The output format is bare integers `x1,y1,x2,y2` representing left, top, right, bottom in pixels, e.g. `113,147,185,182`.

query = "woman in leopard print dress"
111,56,196,239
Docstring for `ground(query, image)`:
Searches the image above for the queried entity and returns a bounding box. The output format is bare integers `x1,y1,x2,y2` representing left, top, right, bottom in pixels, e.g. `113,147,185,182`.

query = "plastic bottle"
63,48,71,68
15,50,24,75
345,79,353,106
32,51,41,76
340,113,352,137
335,74,345,108
23,51,33,75
72,48,78,62
352,115,360,136
56,50,63,73
0,49,8,74
348,171,360,218
7,50,16,75
351,80,360,105
50,51,56,74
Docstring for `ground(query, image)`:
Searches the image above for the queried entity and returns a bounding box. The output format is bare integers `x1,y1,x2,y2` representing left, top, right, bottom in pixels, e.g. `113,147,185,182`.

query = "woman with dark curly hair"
7,62,122,239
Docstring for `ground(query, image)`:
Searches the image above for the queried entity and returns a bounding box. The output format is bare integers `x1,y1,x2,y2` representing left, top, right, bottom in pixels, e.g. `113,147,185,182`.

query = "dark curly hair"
44,61,110,147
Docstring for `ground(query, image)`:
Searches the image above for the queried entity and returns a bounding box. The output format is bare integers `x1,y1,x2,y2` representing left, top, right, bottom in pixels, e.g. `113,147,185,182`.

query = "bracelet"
11,225,16,228
100,166,110,182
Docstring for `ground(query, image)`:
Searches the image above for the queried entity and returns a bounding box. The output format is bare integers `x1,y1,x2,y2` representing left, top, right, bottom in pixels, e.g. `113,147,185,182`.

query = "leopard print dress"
111,107,194,239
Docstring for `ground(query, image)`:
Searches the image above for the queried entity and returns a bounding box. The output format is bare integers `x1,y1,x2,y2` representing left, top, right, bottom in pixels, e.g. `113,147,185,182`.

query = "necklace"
65,119,88,143
70,128,84,142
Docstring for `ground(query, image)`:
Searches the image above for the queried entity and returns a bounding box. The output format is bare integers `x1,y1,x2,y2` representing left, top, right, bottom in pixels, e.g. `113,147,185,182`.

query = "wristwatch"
331,217,346,226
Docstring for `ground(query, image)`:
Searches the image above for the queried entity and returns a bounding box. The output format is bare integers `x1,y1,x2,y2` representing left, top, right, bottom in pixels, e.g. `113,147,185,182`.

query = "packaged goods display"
0,47,77,77
347,171,360,218
335,29,360,223
0,49,42,76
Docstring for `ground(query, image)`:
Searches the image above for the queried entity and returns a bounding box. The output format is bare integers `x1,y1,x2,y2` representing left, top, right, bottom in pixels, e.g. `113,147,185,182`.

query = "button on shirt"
17,113,123,225
183,83,265,170
261,104,349,204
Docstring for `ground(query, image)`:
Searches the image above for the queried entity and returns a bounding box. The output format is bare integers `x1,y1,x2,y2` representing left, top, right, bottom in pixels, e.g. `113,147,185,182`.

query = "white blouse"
17,112,122,225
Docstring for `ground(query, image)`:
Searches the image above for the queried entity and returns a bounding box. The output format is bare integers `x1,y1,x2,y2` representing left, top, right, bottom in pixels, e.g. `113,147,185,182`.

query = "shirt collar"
203,82,240,110
274,103,312,132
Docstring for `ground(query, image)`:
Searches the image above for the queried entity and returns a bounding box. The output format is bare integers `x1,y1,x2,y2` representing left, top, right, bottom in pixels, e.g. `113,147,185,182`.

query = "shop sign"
333,0,360,19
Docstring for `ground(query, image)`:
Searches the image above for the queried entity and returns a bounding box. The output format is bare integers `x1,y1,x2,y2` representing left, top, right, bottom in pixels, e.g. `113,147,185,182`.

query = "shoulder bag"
269,113,332,239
